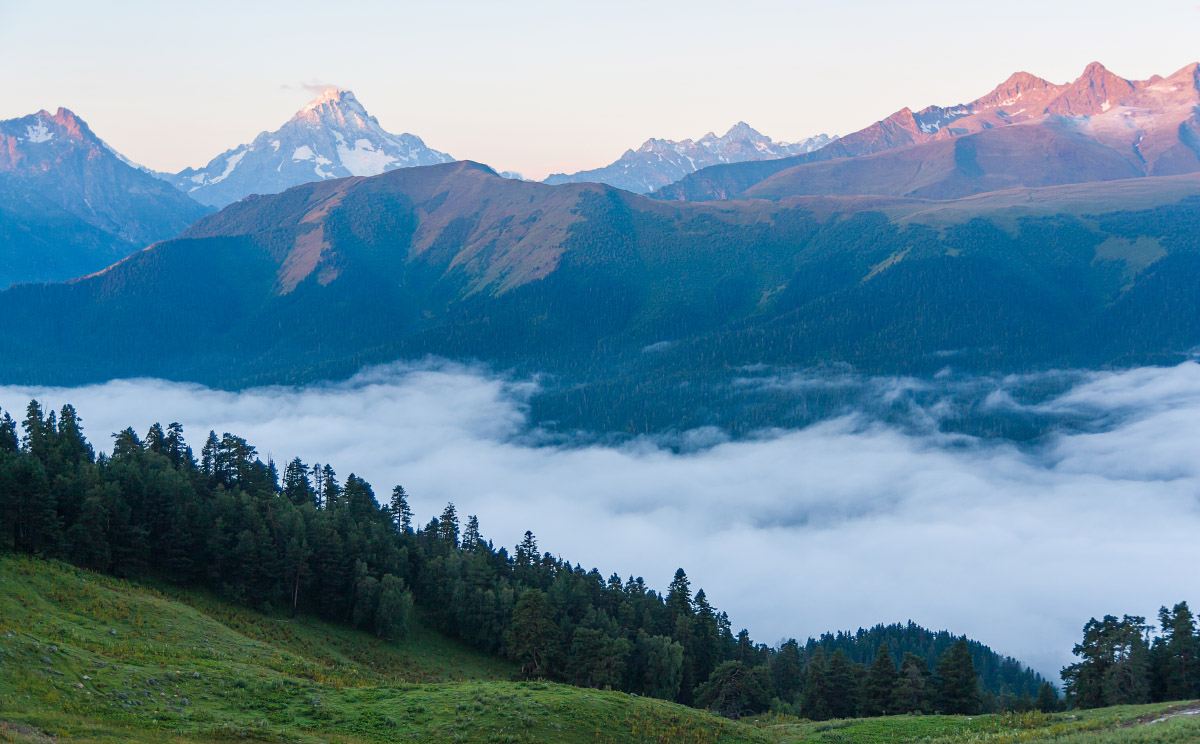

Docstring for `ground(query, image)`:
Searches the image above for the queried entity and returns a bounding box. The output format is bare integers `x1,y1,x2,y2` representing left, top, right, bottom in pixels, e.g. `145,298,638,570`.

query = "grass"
0,554,1197,744
0,555,765,743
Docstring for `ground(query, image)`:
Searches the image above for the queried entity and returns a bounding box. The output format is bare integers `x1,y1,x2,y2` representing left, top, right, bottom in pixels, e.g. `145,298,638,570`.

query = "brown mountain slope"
742,116,1146,200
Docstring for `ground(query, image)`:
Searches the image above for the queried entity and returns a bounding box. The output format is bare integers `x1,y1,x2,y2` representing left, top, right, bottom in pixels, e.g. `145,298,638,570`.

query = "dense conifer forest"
0,400,1064,719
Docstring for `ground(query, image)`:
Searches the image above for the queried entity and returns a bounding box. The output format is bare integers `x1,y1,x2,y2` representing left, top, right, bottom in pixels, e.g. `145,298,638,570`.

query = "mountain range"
0,107,211,287
3,61,1200,433
1,159,1198,433
543,123,835,194
656,62,1200,201
157,88,456,208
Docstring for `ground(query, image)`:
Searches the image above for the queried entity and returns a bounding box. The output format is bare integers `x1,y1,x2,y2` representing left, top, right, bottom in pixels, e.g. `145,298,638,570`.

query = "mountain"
0,108,211,287
161,88,455,207
543,122,835,194
656,62,1200,201
1,161,1198,435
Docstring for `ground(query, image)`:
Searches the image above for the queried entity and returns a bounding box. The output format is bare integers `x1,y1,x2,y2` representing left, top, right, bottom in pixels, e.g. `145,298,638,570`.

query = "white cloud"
3,359,1199,682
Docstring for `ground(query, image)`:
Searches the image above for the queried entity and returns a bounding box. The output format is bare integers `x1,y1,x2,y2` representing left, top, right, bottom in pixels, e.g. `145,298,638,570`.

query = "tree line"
1061,604,1199,708
1,401,1049,718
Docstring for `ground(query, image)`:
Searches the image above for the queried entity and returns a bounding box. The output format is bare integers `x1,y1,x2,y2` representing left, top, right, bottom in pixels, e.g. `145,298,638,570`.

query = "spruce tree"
770,639,804,703
0,411,18,453
1036,681,1060,712
862,643,897,716
1159,602,1199,701
506,589,559,678
800,649,832,721
825,649,860,719
437,503,459,547
937,639,982,714
892,652,933,714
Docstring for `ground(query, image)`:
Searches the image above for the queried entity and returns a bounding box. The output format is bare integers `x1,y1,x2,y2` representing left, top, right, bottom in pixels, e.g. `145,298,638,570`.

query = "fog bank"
4,359,1199,681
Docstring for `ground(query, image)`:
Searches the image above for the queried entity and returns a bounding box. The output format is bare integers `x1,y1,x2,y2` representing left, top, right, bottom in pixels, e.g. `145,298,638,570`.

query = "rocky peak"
1047,62,1137,116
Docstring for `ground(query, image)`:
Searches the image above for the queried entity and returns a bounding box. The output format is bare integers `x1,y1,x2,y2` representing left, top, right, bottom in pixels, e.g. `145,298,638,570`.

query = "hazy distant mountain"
2,160,1198,435
161,88,454,207
543,122,835,194
0,107,211,287
657,62,1200,201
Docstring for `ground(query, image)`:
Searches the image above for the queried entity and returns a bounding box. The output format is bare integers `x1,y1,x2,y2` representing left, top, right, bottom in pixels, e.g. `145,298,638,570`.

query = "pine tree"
389,485,413,533
937,639,982,714
694,660,772,719
462,515,482,551
1063,615,1153,709
862,643,897,716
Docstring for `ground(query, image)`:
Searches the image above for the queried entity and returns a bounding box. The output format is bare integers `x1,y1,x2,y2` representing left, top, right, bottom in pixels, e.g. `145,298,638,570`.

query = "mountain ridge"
0,106,211,287
655,61,1200,201
544,122,835,194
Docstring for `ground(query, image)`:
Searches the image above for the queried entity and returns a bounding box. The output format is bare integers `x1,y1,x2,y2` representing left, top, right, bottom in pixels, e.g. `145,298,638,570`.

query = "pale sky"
3,0,1199,180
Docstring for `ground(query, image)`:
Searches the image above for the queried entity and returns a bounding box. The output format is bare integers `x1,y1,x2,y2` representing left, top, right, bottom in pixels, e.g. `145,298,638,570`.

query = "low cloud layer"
3,360,1199,681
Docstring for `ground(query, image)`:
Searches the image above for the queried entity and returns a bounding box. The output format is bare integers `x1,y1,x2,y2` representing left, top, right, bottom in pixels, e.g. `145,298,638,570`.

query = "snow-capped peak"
162,88,454,207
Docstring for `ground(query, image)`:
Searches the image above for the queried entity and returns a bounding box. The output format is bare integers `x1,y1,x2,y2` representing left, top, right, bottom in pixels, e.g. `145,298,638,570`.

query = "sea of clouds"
3,359,1199,681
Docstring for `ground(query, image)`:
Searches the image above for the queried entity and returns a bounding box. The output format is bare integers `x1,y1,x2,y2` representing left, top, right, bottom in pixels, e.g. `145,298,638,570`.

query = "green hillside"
2,556,1197,744
0,555,763,744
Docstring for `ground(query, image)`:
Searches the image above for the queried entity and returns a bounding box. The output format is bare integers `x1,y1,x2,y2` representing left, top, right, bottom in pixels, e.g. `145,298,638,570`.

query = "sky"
3,360,1199,682
3,0,1200,180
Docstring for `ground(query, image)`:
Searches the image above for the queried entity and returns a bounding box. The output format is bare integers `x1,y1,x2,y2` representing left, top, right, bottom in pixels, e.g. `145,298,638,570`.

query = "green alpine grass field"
1,555,1197,744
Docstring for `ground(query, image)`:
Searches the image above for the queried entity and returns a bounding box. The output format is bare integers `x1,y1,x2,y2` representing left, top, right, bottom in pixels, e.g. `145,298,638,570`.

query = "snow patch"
336,139,397,176
292,146,315,161
207,149,247,185
24,122,54,143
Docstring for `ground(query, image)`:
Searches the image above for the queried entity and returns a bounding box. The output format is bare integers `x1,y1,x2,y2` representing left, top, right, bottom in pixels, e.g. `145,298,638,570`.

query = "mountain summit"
160,88,454,207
